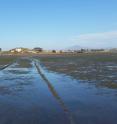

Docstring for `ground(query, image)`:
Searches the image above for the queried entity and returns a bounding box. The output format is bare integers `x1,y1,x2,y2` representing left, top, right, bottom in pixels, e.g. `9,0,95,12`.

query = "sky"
0,0,117,50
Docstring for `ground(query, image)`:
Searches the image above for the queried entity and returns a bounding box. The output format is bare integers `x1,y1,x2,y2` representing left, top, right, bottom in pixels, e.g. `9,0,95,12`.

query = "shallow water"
40,64,117,124
0,57,117,124
0,58,70,124
40,55,117,89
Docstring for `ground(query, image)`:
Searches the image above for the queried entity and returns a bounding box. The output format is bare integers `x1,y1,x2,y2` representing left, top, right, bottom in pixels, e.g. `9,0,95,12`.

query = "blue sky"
0,0,117,50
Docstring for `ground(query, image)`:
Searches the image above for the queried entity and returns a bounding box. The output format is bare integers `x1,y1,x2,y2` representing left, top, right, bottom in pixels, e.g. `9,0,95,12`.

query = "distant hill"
66,45,117,51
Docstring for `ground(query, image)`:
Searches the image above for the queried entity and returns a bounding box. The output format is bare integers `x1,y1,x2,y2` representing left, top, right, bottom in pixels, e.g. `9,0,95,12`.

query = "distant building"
52,50,56,53
33,47,43,53
109,48,117,53
90,49,105,52
60,50,63,53
10,48,28,53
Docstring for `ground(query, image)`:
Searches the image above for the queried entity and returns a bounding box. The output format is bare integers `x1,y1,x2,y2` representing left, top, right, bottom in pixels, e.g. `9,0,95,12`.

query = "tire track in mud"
0,64,10,70
0,61,16,71
34,59,75,124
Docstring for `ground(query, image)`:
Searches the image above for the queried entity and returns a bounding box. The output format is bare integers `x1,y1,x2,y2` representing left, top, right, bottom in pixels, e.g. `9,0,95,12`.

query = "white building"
10,48,25,53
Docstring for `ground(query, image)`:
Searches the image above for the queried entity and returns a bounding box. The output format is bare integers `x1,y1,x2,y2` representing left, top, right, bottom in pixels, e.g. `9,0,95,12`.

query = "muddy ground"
39,53,117,89
0,54,117,124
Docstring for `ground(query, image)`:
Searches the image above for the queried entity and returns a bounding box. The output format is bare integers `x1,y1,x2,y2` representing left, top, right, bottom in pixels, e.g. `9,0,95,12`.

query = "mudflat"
0,54,117,124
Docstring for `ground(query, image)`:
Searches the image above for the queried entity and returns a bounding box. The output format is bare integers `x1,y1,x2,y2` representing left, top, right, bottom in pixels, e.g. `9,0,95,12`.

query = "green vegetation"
16,58,32,68
0,56,17,66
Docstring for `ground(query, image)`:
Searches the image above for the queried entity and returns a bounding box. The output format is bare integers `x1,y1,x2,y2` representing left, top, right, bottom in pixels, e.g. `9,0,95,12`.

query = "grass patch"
0,56,17,66
16,58,32,68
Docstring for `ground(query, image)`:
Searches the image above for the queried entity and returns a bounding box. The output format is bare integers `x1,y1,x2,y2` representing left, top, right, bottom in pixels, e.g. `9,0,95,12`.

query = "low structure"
109,48,117,53
32,47,43,53
10,48,28,53
90,49,105,52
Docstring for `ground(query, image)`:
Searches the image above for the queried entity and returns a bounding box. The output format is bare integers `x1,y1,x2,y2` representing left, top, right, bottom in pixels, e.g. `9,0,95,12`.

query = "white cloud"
73,31,117,48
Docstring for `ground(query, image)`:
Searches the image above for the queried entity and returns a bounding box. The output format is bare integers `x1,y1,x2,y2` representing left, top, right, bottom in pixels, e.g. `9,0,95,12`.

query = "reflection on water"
0,57,117,124
0,86,12,95
0,58,71,124
41,65,117,124
7,69,29,75
0,60,34,95
35,61,75,124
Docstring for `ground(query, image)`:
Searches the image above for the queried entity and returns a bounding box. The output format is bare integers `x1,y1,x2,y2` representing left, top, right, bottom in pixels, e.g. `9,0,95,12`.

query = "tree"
33,47,43,52
52,50,56,53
